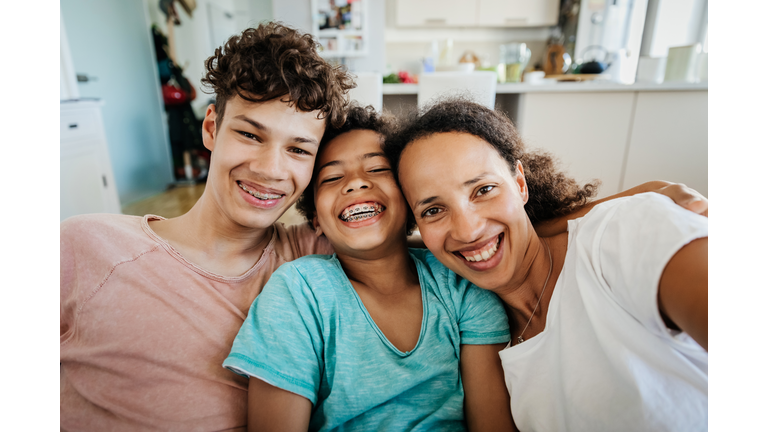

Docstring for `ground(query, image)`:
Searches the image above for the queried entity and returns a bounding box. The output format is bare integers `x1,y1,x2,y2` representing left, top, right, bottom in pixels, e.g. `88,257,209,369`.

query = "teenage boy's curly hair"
295,104,418,234
201,22,355,128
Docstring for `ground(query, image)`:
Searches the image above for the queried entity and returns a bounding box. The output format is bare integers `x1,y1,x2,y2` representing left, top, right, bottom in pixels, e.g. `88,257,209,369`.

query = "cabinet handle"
69,123,78,129
102,175,108,187
424,18,446,24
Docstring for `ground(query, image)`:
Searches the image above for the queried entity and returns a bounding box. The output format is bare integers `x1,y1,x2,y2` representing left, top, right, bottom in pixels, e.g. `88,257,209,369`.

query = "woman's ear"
312,216,324,237
515,160,529,204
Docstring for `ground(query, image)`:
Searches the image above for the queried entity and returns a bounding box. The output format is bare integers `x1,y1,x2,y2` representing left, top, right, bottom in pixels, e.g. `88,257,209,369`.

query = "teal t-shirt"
223,248,510,432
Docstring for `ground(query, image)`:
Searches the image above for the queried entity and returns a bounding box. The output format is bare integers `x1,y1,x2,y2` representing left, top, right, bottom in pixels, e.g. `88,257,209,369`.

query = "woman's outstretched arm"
460,343,518,432
658,237,708,350
534,181,708,237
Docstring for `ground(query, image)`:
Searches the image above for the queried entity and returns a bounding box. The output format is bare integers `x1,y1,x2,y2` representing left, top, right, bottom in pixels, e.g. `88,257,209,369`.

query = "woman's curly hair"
383,98,600,226
201,22,355,128
295,104,417,233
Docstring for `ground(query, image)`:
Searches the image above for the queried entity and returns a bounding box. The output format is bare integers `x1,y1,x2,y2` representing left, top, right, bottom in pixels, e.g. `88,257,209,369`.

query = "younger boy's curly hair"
295,104,418,234
201,22,355,128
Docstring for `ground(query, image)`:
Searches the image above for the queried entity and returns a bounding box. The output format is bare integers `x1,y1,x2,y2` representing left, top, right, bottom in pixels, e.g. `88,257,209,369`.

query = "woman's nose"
450,208,485,244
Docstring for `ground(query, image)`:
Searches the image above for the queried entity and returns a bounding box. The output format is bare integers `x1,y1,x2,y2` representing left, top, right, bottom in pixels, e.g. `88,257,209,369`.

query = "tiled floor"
121,182,308,226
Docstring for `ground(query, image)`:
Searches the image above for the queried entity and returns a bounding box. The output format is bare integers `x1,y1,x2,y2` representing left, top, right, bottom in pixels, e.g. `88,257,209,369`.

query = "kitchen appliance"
498,43,531,83
572,0,648,83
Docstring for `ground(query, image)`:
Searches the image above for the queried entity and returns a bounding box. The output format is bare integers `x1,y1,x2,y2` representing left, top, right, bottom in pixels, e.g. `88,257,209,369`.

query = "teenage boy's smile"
339,201,385,223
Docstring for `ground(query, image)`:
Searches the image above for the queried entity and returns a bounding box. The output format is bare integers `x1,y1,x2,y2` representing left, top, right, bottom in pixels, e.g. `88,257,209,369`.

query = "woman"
384,100,708,431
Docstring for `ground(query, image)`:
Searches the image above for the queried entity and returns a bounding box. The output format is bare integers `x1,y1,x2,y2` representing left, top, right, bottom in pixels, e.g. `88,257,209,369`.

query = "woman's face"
398,132,534,291
313,129,409,258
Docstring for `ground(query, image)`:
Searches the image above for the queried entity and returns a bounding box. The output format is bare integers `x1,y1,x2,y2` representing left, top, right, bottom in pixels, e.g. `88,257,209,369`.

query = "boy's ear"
202,104,217,152
312,216,324,237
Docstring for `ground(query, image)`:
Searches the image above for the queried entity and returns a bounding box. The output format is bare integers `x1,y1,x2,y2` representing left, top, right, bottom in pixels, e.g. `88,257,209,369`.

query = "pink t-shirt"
60,214,332,432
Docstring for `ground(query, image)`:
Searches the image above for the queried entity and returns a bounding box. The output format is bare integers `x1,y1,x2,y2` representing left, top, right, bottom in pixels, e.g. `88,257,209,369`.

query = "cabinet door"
477,0,559,27
60,139,116,221
517,92,635,198
396,0,478,26
623,91,708,196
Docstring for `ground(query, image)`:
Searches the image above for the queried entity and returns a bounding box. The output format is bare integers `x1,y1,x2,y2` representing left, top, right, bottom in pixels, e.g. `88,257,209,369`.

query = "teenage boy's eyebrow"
317,152,388,173
233,115,319,145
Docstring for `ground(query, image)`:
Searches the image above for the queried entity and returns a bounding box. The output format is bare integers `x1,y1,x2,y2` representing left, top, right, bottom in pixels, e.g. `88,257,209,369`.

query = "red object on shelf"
398,71,417,84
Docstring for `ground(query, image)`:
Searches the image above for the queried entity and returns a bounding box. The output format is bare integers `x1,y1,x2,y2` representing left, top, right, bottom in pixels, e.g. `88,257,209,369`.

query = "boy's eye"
289,147,312,156
369,168,391,173
320,176,342,184
238,131,259,140
476,185,495,196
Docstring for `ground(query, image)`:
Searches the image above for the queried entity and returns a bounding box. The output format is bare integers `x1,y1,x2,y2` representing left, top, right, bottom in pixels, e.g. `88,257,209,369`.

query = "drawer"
60,109,98,142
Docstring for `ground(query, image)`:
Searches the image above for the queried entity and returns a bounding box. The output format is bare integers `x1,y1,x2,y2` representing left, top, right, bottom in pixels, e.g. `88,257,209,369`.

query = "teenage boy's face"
202,96,325,230
313,130,409,258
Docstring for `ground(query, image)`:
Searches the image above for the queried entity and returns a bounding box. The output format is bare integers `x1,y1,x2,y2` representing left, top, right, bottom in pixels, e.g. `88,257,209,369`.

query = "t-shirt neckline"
140,214,277,283
331,252,429,357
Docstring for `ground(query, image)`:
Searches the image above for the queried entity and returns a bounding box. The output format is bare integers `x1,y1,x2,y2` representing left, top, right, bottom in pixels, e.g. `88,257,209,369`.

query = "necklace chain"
516,239,553,344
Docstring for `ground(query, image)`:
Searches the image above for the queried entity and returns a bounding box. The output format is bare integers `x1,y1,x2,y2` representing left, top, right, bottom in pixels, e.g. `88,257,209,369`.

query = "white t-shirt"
499,193,708,431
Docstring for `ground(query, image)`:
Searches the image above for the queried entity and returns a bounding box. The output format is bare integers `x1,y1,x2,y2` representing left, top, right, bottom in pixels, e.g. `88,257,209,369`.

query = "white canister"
636,56,667,83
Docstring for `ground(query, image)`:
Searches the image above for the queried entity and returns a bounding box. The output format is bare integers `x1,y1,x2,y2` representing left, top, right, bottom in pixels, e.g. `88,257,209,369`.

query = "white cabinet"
395,0,558,27
476,0,558,27
517,92,635,198
516,90,708,199
623,91,708,197
395,0,478,27
60,100,122,222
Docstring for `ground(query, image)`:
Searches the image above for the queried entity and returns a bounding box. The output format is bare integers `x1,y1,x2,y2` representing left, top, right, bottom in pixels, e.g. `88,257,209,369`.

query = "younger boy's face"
203,96,325,230
313,130,409,258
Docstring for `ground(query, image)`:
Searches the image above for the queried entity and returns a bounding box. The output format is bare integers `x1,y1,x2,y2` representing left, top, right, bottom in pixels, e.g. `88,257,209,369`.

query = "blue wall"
62,0,174,205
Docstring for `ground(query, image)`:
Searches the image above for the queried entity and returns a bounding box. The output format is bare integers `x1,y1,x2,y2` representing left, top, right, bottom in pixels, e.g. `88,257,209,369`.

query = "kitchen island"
382,81,708,198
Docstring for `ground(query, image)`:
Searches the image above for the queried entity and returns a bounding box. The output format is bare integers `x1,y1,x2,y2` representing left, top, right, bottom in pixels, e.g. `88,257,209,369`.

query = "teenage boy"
60,23,354,431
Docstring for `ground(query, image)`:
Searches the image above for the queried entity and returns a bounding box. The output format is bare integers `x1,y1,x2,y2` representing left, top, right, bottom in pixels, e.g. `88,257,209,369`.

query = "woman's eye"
476,185,495,196
422,207,442,218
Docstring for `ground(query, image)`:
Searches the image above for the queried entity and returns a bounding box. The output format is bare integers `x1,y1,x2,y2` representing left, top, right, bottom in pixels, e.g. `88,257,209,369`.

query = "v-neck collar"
332,252,429,357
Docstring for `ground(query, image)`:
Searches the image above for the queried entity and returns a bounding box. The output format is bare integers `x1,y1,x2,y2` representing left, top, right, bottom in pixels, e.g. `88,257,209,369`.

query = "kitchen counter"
382,81,707,95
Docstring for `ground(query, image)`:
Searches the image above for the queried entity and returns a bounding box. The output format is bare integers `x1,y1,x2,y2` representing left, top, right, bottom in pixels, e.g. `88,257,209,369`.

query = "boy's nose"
343,176,371,193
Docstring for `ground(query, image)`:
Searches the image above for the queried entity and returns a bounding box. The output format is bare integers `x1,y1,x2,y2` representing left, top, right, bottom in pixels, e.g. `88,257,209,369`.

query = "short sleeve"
457,282,511,345
417,249,510,345
223,263,324,404
592,193,708,335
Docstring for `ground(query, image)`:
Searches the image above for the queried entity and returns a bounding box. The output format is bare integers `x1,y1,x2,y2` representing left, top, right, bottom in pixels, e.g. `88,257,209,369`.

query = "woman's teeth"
460,237,500,262
239,182,282,200
340,202,383,222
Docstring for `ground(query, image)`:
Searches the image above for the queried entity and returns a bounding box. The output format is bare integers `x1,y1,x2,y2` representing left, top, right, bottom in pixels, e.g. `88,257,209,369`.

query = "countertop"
382,81,708,95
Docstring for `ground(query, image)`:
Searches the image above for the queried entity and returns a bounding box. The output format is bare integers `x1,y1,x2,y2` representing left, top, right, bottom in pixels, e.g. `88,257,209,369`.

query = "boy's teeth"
239,182,281,200
340,202,384,222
